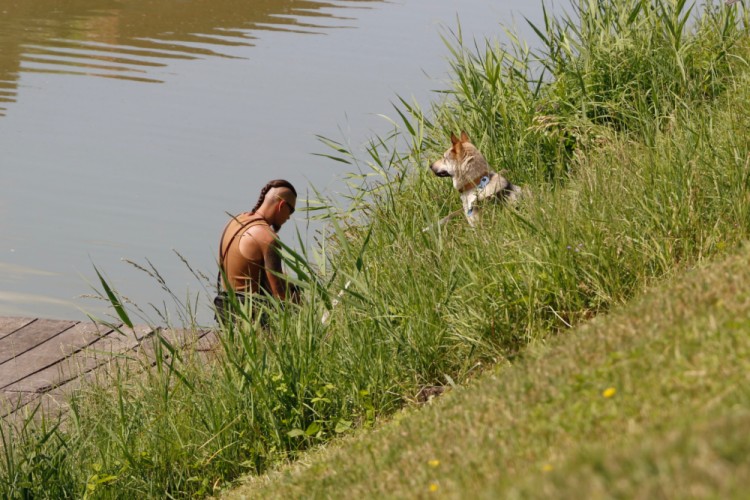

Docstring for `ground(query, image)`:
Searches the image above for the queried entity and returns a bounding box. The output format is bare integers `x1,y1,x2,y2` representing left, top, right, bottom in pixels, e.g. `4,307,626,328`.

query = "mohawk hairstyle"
250,179,297,213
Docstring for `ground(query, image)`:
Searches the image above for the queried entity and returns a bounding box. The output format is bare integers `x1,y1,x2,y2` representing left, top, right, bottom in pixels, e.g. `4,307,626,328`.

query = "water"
0,0,548,323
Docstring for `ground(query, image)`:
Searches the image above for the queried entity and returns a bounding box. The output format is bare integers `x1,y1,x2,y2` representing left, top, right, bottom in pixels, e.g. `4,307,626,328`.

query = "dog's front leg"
462,192,480,227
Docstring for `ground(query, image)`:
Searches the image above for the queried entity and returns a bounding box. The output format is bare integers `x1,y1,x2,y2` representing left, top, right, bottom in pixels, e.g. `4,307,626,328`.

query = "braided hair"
250,179,297,213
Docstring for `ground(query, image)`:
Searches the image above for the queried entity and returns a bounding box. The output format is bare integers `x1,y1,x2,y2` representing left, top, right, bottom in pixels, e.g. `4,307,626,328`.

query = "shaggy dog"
429,131,523,226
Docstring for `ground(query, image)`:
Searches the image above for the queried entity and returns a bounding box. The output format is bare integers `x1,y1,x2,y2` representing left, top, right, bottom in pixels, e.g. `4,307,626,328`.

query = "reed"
0,1,748,497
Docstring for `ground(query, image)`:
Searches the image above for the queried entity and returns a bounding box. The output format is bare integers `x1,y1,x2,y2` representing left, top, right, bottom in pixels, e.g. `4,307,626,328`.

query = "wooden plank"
0,323,215,421
195,329,219,352
5,370,106,419
0,322,114,390
5,325,154,393
0,390,40,419
136,328,211,361
28,391,72,420
15,331,162,416
0,319,77,365
0,317,35,339
193,330,221,364
1,392,68,426
43,328,212,396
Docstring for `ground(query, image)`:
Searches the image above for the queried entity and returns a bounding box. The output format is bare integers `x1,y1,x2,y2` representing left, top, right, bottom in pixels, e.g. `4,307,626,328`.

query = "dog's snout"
429,160,451,177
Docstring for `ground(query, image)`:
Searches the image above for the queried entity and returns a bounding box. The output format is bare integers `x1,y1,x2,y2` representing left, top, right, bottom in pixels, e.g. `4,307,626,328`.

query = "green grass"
1,0,749,497
233,240,750,499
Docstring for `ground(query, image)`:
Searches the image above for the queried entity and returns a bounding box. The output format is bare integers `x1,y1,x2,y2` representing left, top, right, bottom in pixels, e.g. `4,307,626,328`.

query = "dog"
429,131,523,227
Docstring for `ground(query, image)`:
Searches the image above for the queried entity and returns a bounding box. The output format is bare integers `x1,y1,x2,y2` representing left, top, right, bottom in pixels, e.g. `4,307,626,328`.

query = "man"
215,179,299,322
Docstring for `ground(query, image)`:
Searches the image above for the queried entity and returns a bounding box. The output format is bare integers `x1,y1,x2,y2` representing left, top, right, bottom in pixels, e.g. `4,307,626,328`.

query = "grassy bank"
235,237,750,499
1,0,749,497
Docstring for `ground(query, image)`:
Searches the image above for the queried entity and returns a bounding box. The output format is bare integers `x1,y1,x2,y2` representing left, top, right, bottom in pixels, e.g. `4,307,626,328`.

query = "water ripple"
0,0,382,115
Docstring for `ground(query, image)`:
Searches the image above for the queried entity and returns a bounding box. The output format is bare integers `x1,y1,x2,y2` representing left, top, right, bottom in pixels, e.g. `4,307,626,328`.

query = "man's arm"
242,225,299,302
261,237,292,300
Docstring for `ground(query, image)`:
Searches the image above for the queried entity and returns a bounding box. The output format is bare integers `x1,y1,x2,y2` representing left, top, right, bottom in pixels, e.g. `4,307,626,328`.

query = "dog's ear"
460,130,471,143
450,132,463,154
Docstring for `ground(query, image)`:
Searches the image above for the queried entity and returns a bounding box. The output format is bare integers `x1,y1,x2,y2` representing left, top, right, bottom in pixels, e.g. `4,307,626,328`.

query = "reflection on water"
0,263,72,316
0,0,380,115
0,262,58,278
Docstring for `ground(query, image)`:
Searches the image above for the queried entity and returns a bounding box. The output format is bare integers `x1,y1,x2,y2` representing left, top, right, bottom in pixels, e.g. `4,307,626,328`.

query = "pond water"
0,0,548,323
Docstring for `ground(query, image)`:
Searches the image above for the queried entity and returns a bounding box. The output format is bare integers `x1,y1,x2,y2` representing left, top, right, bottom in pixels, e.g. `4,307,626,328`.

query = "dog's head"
429,131,490,192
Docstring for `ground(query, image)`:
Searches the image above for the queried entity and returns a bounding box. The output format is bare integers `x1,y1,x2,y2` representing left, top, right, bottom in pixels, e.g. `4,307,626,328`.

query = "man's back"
219,212,270,294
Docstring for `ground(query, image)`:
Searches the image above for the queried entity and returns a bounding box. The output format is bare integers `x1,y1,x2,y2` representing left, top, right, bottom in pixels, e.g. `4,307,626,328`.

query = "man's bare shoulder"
243,223,277,244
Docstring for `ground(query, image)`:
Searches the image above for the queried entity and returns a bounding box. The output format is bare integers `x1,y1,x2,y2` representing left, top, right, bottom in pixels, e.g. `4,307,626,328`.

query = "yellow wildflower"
428,459,440,468
542,464,554,472
429,483,439,492
602,387,617,398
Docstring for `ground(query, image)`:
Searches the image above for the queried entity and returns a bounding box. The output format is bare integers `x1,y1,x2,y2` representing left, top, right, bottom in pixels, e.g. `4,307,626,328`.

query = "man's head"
253,179,297,231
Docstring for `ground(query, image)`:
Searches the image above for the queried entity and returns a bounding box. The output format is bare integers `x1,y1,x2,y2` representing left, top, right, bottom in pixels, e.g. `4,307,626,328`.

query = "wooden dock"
0,317,217,422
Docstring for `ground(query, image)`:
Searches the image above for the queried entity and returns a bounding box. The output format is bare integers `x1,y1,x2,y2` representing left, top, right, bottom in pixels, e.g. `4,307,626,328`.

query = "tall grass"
1,1,748,497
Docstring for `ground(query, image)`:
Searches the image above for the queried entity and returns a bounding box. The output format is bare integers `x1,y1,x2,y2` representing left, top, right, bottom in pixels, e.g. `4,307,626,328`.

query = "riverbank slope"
1,1,749,497
228,0,750,496
232,235,750,498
